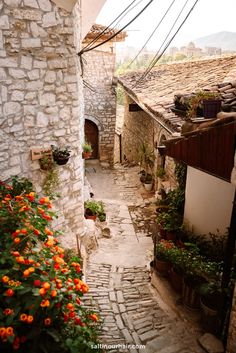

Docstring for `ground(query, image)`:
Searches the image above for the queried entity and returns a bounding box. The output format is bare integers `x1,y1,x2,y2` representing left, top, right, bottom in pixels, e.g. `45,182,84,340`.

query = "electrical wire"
78,0,154,56
132,0,199,87
126,0,177,69
82,0,139,52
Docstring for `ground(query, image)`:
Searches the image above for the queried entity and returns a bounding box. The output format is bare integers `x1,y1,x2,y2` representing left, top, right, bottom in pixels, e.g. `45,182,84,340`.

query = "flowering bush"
0,179,101,353
155,240,174,262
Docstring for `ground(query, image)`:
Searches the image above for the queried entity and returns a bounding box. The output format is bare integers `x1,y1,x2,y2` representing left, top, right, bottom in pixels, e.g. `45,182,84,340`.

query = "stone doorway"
85,119,99,159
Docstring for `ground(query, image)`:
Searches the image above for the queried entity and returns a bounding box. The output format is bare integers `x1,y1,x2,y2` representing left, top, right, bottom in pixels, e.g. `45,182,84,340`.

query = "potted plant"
138,143,155,190
155,240,174,276
39,154,54,171
82,141,93,159
51,145,71,165
84,200,105,221
199,262,223,334
187,90,221,119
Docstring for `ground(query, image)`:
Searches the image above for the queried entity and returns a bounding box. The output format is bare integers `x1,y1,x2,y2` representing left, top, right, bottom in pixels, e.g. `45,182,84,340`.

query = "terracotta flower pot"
182,278,200,310
82,151,92,159
169,267,183,294
155,258,170,277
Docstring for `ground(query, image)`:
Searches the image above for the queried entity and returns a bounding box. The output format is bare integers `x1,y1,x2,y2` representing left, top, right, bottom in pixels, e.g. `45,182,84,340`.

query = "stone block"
139,330,158,343
42,12,58,28
0,15,10,29
54,129,66,137
39,0,52,11
0,58,17,68
39,93,55,106
48,59,67,69
26,80,43,90
198,334,224,353
21,38,41,48
21,56,32,70
4,0,22,6
9,68,26,79
9,155,21,166
11,90,24,101
3,102,21,116
45,70,56,83
0,68,6,80
24,0,39,8
13,9,42,21
27,69,40,80
36,112,48,127
23,105,35,115
33,60,47,69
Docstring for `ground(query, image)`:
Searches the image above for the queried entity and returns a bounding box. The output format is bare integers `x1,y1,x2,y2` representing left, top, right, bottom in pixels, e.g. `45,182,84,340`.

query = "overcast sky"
96,0,236,50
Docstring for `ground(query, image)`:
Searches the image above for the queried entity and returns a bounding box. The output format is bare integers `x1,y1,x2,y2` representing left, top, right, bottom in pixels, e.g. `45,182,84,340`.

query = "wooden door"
85,120,98,159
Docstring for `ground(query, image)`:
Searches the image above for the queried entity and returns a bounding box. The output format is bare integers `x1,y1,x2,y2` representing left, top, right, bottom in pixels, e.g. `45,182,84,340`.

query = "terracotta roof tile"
118,55,236,132
83,24,126,43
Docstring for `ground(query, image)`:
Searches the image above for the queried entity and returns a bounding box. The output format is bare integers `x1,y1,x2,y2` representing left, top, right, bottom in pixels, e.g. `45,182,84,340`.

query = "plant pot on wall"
203,99,221,119
54,157,69,165
82,151,92,159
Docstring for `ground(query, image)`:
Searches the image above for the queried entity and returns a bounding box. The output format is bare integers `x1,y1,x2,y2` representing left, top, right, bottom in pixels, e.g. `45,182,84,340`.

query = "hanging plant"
51,145,71,165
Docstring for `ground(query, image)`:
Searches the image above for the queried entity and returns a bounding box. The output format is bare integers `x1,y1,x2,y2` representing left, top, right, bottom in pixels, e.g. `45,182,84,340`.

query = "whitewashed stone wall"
122,94,177,188
0,0,84,248
83,44,116,164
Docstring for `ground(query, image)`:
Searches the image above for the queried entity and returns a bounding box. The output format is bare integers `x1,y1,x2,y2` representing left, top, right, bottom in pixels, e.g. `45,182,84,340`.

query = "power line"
81,0,139,52
78,0,154,56
132,0,199,87
126,0,177,69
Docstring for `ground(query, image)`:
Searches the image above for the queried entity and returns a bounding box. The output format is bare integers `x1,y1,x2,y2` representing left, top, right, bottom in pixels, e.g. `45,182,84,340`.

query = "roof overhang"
164,119,236,182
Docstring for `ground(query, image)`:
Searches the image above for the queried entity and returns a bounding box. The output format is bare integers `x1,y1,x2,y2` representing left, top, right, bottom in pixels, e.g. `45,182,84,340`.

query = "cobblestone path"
85,162,205,353
84,263,205,353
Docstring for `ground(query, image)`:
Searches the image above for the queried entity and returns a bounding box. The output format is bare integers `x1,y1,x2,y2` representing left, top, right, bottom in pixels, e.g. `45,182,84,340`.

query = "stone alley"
83,161,206,353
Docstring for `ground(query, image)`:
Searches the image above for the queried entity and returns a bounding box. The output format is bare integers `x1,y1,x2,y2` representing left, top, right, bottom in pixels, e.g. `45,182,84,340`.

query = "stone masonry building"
82,24,126,165
0,0,106,248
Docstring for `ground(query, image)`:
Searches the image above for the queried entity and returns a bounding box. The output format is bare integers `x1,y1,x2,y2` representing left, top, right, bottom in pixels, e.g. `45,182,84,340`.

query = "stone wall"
122,94,177,189
83,45,116,165
0,0,85,248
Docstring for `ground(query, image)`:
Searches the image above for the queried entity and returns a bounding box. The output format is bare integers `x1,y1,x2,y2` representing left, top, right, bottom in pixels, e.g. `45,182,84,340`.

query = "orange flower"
5,289,14,297
81,284,89,294
45,227,53,236
39,288,46,296
14,237,21,244
43,282,50,290
26,192,35,202
20,314,28,322
42,214,52,221
27,315,34,324
89,313,99,322
0,327,6,337
3,308,13,316
12,251,20,257
56,282,62,289
39,197,50,205
23,269,30,277
33,228,40,236
44,318,51,326
51,290,57,297
20,229,27,235
16,196,24,202
40,299,50,307
66,303,74,311
28,267,35,273
16,256,25,264
19,205,30,212
2,275,9,284
6,327,14,336
53,256,64,265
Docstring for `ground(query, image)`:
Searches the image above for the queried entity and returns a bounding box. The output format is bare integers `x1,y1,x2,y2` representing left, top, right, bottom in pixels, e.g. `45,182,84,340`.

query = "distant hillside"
193,31,236,51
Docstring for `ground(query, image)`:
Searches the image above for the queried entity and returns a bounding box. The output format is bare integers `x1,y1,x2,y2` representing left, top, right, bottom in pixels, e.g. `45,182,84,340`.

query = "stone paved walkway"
84,161,205,353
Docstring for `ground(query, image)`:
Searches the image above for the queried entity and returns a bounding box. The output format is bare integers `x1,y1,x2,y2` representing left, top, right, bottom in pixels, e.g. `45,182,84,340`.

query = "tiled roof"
83,24,127,42
118,55,236,133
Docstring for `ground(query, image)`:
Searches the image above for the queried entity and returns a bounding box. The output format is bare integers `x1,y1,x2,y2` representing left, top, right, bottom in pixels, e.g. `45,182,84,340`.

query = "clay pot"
169,267,183,294
155,258,170,277
82,151,92,159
